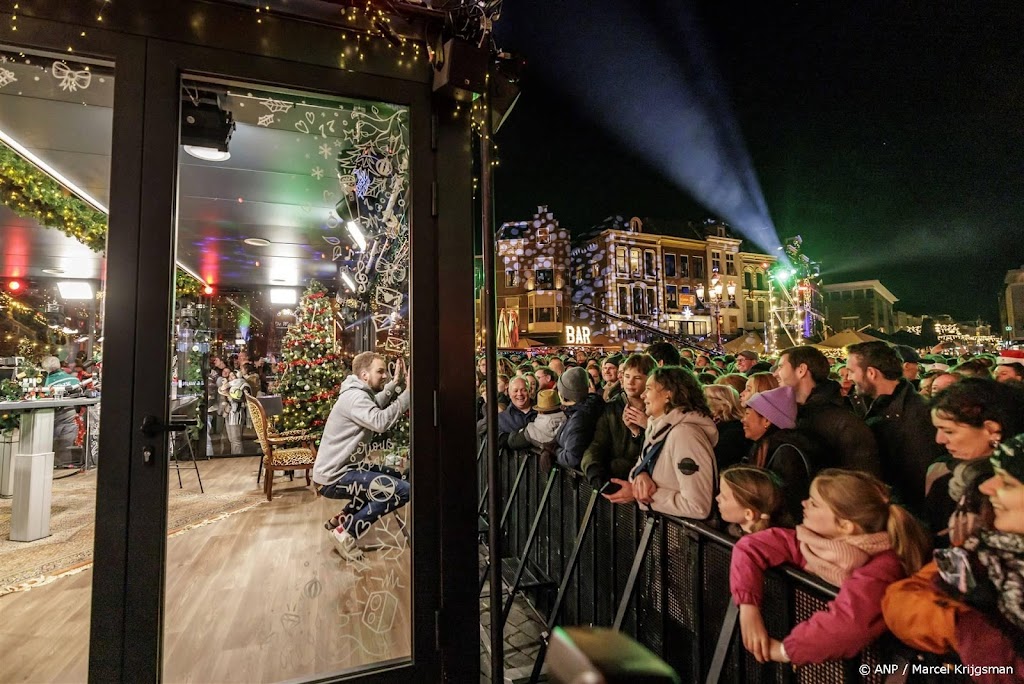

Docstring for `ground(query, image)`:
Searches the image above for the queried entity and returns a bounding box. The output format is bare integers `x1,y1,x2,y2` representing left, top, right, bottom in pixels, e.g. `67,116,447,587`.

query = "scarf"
972,530,1024,632
796,525,892,587
949,458,994,503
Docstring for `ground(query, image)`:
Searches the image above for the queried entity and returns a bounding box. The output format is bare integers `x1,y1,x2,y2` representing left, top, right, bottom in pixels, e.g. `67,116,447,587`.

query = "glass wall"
163,76,413,681
0,44,112,682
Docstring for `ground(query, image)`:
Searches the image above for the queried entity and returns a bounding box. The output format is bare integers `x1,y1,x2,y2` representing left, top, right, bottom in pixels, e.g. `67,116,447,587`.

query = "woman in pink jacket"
730,469,931,666
603,366,718,520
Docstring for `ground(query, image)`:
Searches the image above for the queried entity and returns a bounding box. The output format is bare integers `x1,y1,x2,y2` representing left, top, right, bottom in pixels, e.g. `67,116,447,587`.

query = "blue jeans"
319,464,409,539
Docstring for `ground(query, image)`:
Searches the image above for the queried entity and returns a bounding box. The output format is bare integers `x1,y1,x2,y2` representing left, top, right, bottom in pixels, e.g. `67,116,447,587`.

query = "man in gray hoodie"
314,351,410,561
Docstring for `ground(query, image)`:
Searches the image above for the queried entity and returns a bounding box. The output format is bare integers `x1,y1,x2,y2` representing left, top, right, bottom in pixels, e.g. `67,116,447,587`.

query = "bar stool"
169,416,204,493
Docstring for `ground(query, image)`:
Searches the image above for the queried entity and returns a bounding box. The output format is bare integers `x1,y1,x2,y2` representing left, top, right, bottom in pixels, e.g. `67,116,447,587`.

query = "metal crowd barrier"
483,448,968,684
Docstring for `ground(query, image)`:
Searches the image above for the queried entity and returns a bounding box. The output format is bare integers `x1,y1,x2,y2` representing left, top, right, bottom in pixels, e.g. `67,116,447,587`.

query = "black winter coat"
797,380,881,476
714,419,751,471
745,427,820,522
863,379,946,520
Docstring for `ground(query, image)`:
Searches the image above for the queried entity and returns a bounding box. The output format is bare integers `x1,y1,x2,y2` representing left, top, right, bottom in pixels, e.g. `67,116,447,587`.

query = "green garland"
0,378,22,434
0,142,107,252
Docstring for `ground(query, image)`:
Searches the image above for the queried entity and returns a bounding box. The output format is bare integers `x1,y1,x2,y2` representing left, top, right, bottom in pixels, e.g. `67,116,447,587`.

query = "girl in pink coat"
729,469,931,666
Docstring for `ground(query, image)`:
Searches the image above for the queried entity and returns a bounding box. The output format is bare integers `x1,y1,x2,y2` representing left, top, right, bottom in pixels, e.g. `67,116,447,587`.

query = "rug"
0,470,265,595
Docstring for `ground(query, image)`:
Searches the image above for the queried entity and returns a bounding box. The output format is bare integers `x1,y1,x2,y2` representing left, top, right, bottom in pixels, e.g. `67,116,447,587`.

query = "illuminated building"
822,280,899,333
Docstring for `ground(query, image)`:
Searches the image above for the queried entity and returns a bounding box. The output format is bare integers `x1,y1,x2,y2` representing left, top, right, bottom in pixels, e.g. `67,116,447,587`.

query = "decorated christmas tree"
276,280,346,431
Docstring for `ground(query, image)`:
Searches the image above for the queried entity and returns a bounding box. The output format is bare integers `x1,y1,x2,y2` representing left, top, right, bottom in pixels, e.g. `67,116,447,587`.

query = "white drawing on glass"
311,166,324,180
0,67,16,89
259,97,293,113
319,142,333,160
51,61,91,92
257,113,275,127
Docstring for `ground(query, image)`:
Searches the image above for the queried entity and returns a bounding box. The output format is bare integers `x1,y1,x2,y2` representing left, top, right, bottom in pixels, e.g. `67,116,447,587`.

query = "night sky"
493,1,1024,324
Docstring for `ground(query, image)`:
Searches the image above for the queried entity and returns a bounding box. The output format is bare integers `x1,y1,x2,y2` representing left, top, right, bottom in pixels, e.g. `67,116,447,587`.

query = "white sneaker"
331,528,364,561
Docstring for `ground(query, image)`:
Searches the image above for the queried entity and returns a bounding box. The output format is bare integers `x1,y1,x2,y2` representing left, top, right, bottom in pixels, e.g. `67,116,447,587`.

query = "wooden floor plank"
0,458,412,683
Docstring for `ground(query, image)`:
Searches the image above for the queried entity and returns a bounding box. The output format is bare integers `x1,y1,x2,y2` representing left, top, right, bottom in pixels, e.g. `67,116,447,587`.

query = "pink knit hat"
746,385,798,430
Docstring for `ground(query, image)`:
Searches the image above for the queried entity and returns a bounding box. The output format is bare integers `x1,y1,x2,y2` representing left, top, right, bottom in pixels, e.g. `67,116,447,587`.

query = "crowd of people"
478,341,1024,679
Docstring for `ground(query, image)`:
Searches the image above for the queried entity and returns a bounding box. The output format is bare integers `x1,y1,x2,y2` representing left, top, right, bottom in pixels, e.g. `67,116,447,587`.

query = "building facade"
822,280,899,334
495,206,573,346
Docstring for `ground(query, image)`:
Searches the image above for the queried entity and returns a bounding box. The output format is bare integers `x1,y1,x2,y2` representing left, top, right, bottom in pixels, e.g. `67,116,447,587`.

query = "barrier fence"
480,446,967,684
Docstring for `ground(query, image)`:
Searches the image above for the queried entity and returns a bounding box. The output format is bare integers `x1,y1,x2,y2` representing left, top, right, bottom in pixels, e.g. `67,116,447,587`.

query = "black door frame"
0,13,147,682
129,37,441,682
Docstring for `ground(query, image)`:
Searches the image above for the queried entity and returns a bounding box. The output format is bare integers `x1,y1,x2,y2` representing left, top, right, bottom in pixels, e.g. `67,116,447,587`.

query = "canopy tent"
818,329,883,348
723,332,765,355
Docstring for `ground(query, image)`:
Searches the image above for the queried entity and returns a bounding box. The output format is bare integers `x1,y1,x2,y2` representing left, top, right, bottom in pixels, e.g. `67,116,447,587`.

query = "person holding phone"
603,366,718,520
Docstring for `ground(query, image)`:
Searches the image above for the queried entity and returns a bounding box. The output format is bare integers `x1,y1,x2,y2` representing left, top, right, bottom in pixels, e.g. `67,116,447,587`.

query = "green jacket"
580,393,644,487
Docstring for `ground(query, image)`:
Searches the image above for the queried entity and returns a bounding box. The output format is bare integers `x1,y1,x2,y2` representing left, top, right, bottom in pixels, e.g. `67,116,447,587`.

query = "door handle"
140,415,187,438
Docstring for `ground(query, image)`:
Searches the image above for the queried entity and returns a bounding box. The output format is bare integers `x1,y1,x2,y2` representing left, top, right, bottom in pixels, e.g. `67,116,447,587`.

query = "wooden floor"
0,458,412,683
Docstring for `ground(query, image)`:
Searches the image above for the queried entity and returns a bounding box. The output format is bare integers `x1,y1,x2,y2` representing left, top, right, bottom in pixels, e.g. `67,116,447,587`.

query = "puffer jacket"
797,380,881,476
629,408,718,520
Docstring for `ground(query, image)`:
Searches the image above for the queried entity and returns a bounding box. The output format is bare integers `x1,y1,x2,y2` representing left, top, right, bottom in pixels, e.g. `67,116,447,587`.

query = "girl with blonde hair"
730,468,930,666
717,465,789,536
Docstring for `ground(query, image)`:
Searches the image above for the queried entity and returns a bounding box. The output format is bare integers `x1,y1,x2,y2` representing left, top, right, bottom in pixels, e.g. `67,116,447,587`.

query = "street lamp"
697,269,736,351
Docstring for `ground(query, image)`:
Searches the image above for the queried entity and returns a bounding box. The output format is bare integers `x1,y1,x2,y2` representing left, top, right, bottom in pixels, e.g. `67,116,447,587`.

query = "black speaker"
432,39,488,102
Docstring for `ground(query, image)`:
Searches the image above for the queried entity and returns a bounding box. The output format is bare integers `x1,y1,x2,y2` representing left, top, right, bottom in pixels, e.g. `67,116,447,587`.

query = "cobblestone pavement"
479,551,547,683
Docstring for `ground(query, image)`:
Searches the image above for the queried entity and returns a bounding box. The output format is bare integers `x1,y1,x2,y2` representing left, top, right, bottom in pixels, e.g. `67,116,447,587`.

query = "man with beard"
314,352,410,561
845,341,943,518
601,354,623,401
581,353,657,487
535,366,558,392
774,345,881,476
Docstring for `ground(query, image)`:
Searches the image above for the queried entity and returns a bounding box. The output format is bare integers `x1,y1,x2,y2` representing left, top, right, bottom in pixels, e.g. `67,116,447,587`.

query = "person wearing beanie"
552,366,604,468
735,350,759,375
742,385,820,520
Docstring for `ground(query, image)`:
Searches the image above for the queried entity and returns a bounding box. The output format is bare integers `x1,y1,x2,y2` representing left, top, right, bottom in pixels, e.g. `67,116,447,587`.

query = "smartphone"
600,481,622,495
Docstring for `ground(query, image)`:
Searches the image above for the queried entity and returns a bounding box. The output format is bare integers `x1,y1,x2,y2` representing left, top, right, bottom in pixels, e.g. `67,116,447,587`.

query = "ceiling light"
57,281,94,300
339,269,356,293
183,145,231,162
346,220,367,251
243,237,271,247
269,288,297,305
42,268,66,275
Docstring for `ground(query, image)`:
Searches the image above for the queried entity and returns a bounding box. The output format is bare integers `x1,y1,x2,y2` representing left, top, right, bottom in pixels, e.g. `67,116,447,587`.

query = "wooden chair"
245,394,320,501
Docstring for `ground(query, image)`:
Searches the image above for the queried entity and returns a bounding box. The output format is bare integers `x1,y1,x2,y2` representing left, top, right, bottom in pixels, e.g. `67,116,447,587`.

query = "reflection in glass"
164,78,412,682
0,45,112,682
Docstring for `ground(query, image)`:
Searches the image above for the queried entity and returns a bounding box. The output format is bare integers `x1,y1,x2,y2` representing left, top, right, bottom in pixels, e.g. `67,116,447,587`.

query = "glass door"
126,39,441,682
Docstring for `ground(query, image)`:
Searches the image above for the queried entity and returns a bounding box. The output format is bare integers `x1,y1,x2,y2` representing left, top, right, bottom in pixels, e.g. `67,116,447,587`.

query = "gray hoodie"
312,374,410,485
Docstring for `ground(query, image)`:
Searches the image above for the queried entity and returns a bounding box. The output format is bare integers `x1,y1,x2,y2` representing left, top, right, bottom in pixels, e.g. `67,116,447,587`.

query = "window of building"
664,253,676,278
681,286,690,294
505,269,519,288
629,248,642,277
744,270,753,290
746,299,754,322
679,255,689,278
842,315,860,329
866,290,875,299
842,290,852,301
615,246,627,275
644,249,657,278
693,256,705,279
591,263,600,279
756,271,765,290
618,285,629,315
536,268,554,287
711,250,721,274
666,284,678,310
757,300,766,323
632,286,645,316
726,253,736,276
573,265,583,283
680,320,709,336
536,226,550,246
854,289,864,300
646,287,657,315
728,315,738,333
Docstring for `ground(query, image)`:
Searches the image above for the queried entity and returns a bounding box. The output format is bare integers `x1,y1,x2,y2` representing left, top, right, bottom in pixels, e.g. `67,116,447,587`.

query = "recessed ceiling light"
244,238,271,247
183,145,231,162
42,268,66,275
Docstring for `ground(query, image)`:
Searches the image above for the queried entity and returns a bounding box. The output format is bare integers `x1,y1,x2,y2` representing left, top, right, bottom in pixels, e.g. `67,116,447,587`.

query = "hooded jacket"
797,379,881,476
630,408,718,520
312,374,409,486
